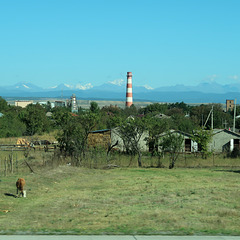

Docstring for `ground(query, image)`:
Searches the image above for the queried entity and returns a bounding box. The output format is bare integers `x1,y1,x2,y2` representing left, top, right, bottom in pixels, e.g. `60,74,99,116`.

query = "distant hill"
0,81,239,103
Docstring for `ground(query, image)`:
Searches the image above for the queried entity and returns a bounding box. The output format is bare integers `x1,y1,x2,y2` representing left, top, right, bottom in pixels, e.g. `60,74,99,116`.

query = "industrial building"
15,100,33,108
226,99,234,112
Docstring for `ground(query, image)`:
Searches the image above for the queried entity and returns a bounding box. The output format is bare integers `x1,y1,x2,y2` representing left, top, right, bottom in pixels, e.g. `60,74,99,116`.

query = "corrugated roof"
90,129,110,133
213,128,240,137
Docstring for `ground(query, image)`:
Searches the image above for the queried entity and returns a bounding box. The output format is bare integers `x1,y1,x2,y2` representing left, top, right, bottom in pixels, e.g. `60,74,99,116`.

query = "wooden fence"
0,144,56,152
0,151,19,176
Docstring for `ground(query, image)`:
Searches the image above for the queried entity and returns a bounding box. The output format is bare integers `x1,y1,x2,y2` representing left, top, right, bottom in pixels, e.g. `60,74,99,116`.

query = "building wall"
111,128,149,152
15,101,33,108
159,131,197,153
226,99,234,112
209,130,240,152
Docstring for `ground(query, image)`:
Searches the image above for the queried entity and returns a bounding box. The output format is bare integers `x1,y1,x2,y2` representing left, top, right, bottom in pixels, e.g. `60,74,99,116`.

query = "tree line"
0,97,237,137
0,97,236,168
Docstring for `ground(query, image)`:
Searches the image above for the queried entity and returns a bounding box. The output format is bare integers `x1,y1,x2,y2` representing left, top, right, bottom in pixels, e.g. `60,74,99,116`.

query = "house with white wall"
209,129,240,152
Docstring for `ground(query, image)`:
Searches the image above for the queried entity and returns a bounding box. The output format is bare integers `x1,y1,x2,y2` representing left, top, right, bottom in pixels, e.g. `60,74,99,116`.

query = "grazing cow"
16,178,26,197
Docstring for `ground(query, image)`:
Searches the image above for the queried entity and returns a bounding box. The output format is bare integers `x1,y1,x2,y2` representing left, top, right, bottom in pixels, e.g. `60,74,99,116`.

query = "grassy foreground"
0,166,240,235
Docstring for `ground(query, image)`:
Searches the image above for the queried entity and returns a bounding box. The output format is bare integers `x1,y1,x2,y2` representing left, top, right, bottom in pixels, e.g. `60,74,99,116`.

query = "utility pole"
211,105,214,130
233,98,237,132
203,105,214,129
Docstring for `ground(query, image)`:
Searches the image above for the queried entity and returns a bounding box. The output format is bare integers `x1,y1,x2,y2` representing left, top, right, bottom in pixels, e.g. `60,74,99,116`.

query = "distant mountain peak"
64,84,71,88
108,79,125,86
143,85,154,90
13,82,41,91
75,83,93,90
15,82,30,88
22,84,30,89
48,85,58,89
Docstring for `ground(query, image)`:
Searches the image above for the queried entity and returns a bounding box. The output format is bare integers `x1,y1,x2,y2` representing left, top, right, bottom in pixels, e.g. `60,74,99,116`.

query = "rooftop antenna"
223,120,228,129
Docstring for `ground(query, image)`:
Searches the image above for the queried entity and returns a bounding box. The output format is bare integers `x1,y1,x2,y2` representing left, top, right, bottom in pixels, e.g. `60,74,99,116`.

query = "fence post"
16,154,18,174
11,151,13,174
4,157,7,176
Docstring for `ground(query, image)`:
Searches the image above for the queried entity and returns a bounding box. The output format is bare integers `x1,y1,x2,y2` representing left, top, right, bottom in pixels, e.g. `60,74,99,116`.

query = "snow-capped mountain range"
48,83,93,91
1,80,240,103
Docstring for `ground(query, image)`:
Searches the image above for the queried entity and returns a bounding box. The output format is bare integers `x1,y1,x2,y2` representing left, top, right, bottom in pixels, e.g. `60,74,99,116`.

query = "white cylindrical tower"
71,94,78,113
126,72,133,107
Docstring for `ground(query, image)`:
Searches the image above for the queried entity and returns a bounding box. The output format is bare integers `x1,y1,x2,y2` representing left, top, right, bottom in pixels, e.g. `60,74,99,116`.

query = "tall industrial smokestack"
126,72,133,107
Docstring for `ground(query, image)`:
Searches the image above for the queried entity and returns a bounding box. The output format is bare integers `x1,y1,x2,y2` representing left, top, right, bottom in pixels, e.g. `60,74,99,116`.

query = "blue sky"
0,0,240,89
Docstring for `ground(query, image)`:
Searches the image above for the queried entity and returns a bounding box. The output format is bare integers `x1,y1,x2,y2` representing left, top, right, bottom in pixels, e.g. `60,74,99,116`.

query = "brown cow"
16,178,26,197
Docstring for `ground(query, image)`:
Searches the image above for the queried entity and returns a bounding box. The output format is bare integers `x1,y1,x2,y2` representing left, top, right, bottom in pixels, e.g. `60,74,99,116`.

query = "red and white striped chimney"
126,72,133,107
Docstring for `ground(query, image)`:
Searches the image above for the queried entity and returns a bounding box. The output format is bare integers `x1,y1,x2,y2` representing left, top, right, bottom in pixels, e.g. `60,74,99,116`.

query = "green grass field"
0,166,240,235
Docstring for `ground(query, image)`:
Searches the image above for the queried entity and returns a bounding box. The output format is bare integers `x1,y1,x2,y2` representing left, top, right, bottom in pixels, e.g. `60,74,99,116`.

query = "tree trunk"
169,154,175,169
169,160,175,169
157,155,163,168
137,152,142,167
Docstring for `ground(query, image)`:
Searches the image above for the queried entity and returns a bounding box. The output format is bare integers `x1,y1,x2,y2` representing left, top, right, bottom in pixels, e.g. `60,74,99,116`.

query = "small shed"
88,129,111,149
111,127,149,152
209,129,240,152
159,130,197,153
88,128,149,152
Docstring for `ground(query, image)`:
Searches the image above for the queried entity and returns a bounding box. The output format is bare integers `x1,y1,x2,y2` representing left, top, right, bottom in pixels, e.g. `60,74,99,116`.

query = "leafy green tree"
43,101,52,112
101,105,123,116
90,101,100,114
168,101,190,113
192,128,213,158
56,113,83,159
123,104,138,117
20,103,50,135
52,106,71,128
235,118,240,130
100,105,124,129
171,114,197,133
147,117,169,167
0,97,9,112
166,107,184,116
0,112,26,137
56,112,99,161
160,131,184,169
77,112,99,151
143,103,168,115
116,116,147,167
104,115,123,130
190,104,232,129
210,104,232,129
190,104,208,127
